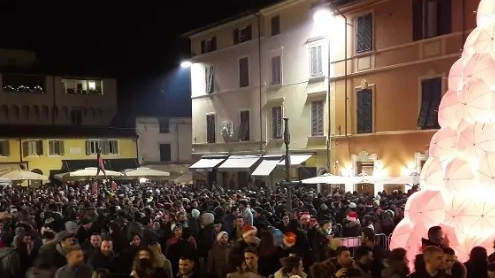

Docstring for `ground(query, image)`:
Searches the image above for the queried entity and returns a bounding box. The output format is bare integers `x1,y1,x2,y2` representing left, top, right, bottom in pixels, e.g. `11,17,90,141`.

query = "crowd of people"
0,181,492,278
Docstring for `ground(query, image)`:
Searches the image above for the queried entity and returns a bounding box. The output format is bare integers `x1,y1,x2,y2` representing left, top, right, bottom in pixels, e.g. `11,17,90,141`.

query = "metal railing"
334,233,390,256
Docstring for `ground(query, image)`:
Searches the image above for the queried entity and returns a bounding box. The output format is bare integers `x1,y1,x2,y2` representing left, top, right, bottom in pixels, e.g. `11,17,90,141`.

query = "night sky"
0,1,282,126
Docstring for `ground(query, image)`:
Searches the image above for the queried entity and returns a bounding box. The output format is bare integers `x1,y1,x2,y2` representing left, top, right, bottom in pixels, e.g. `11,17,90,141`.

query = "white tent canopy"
123,167,170,178
300,173,350,184
54,167,123,181
1,169,48,181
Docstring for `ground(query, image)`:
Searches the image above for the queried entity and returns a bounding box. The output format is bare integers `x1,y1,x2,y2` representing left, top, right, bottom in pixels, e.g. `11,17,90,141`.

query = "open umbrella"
123,167,170,178
300,173,349,184
54,167,123,181
1,169,48,181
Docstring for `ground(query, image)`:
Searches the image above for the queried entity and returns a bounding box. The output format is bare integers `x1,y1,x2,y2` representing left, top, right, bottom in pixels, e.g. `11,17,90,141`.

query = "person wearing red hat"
228,225,260,273
242,225,258,245
344,211,361,237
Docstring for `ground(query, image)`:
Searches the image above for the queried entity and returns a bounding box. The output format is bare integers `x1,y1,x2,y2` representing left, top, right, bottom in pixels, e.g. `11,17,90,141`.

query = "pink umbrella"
429,127,458,161
438,90,461,128
477,152,495,188
420,157,446,190
457,79,495,122
389,220,413,250
463,29,482,59
448,59,465,91
405,190,446,227
443,158,475,195
459,123,495,157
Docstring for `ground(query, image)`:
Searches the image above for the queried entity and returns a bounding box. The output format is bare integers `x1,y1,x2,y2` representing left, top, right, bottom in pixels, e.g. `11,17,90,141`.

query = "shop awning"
277,154,312,166
189,158,226,171
217,155,261,171
251,160,279,177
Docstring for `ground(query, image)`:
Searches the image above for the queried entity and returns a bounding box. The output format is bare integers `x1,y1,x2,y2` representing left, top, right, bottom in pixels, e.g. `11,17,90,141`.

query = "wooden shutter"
418,80,433,128
200,40,206,54
271,56,281,85
245,25,252,40
36,140,43,155
239,111,250,141
311,101,324,136
233,29,240,44
206,114,216,143
412,0,424,41
205,66,214,94
425,78,442,128
59,141,65,155
239,57,249,87
22,141,28,157
271,15,280,36
210,37,217,51
356,89,373,134
85,141,91,155
310,45,322,77
272,106,282,139
356,14,373,53
438,0,452,36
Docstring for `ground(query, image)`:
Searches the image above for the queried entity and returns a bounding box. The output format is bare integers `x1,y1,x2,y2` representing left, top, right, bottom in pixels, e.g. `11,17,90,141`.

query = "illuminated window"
88,81,96,90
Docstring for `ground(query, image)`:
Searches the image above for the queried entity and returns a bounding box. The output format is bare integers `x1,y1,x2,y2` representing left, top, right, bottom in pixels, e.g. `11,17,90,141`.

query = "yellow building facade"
0,125,138,178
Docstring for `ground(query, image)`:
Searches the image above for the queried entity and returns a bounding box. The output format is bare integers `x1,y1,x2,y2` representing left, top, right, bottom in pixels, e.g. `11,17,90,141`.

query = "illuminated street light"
180,60,192,68
313,8,333,24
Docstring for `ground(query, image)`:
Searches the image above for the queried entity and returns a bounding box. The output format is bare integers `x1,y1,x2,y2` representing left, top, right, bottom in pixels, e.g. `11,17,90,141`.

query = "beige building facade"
185,0,477,191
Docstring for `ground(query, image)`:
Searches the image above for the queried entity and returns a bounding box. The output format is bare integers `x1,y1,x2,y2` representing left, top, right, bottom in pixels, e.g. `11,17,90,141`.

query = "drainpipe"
176,120,180,162
333,8,349,138
18,138,23,167
256,13,264,155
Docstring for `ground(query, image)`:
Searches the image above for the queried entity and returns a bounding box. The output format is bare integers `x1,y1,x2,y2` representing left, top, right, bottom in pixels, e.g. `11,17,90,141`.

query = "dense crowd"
0,181,492,278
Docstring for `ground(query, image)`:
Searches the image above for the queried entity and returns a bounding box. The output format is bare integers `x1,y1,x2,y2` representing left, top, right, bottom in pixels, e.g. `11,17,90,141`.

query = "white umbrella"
380,173,420,185
1,170,48,181
123,167,170,178
351,173,381,184
300,173,350,184
54,167,123,181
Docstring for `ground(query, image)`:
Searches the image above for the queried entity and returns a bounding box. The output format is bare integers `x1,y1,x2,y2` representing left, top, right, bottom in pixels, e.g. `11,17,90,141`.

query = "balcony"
2,74,45,94
62,78,103,95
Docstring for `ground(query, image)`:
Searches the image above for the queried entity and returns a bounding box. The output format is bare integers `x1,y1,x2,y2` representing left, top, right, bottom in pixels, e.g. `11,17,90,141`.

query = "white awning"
217,155,261,171
251,160,280,176
277,154,312,166
189,158,226,170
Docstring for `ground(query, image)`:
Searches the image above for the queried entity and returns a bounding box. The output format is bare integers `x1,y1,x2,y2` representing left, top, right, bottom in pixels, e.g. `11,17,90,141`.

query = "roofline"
180,10,258,39
259,0,305,15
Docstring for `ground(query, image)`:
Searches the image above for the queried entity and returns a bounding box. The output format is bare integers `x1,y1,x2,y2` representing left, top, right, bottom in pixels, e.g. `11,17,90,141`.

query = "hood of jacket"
0,246,16,260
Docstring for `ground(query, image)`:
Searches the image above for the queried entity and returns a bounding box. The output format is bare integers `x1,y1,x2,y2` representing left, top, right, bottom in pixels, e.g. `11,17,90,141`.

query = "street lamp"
282,118,295,212
180,60,192,68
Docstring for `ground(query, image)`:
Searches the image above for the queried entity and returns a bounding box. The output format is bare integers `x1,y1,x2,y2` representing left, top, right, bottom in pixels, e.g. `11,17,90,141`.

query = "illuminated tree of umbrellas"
390,0,495,263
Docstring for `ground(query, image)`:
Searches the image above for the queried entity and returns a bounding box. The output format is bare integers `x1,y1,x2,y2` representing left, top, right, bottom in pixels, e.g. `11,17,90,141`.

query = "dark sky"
0,1,282,126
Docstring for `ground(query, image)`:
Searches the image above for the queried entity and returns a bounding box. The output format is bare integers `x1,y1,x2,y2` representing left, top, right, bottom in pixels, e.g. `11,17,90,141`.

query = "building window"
159,119,170,133
311,101,324,136
63,79,103,95
159,144,171,162
418,77,442,129
86,140,119,155
233,25,252,44
201,37,217,54
205,65,215,94
206,114,216,143
22,140,43,157
309,44,323,78
0,141,10,156
413,0,452,40
239,57,249,88
239,110,250,141
271,56,282,85
271,15,281,36
71,109,83,125
272,106,283,139
48,140,64,155
356,88,373,134
355,13,373,53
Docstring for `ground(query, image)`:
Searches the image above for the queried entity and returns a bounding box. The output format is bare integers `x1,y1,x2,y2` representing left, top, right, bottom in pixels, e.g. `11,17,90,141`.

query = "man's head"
361,227,375,247
239,200,248,212
100,237,113,256
427,226,443,244
217,231,228,245
336,246,352,267
90,233,102,248
244,246,259,271
66,245,84,266
423,246,444,271
242,225,257,244
354,246,373,267
235,216,244,228
178,254,195,275
442,247,456,271
58,231,76,249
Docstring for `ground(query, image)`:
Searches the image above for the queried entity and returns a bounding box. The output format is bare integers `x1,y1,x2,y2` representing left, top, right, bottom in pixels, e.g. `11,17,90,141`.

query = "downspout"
135,137,140,166
332,8,349,138
257,13,263,155
176,121,180,162
18,139,23,167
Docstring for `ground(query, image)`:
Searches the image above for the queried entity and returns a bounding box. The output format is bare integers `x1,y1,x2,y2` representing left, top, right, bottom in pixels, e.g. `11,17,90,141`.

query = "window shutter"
22,141,28,157
36,140,43,155
317,101,324,135
356,89,373,134
272,107,282,139
356,14,373,53
3,141,9,156
233,29,240,44
239,58,249,87
438,0,452,36
412,0,424,41
239,111,250,141
418,81,433,128
102,141,109,154
246,25,252,40
205,66,214,94
310,46,317,77
207,115,216,143
271,15,280,36
316,45,323,76
425,78,442,128
200,40,206,54
271,56,281,85
311,103,318,136
85,141,91,155
59,141,65,155
211,37,217,51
